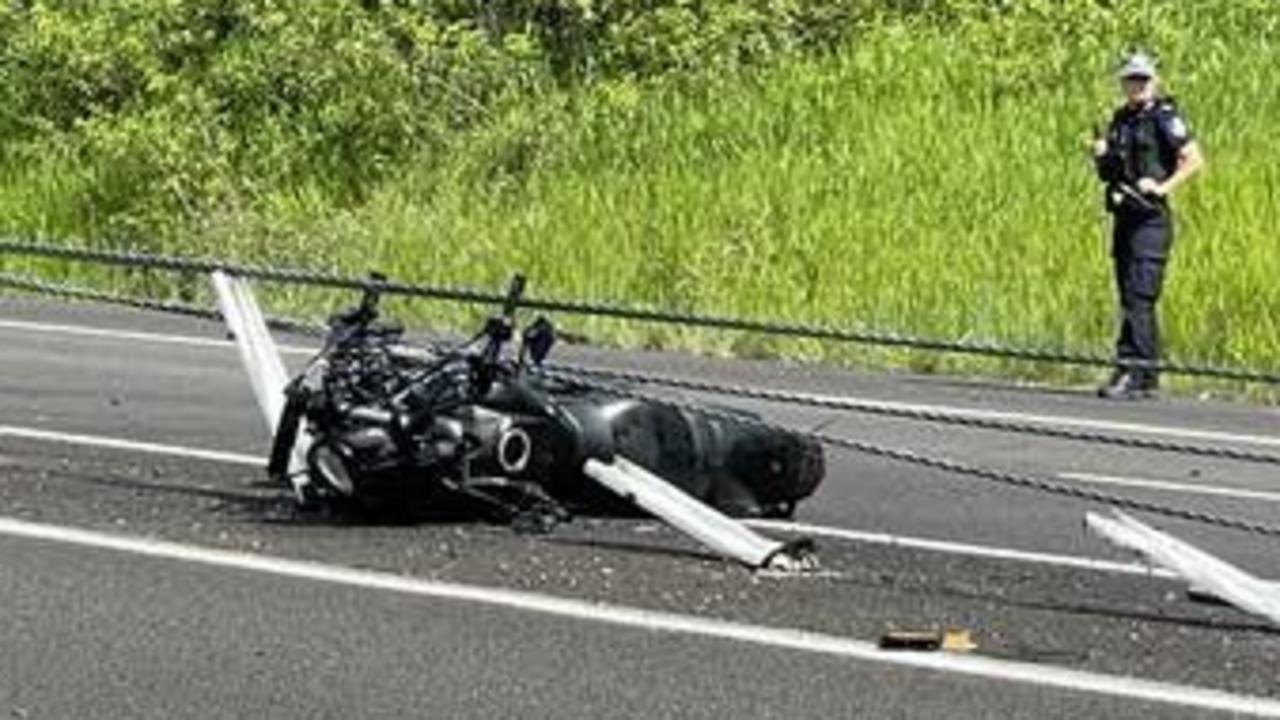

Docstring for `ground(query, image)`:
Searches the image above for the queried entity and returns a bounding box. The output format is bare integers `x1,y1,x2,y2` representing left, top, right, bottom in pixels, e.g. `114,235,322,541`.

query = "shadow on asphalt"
831,571,1278,636
541,535,723,563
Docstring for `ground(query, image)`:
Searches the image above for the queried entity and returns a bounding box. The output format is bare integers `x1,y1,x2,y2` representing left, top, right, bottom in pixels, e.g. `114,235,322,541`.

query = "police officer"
1093,52,1204,399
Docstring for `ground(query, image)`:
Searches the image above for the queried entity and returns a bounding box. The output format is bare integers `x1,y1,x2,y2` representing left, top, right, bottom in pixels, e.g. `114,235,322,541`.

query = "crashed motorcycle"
213,272,823,569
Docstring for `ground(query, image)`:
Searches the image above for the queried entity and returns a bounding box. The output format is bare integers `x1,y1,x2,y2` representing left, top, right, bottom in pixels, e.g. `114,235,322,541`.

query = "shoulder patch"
1166,115,1189,140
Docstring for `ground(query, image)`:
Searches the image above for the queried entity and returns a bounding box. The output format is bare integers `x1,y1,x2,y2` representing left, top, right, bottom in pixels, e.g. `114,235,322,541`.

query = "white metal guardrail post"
584,457,812,570
210,271,313,495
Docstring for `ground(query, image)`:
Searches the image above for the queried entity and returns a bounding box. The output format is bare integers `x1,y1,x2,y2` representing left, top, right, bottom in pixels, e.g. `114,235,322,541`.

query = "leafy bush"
0,0,867,243
0,1,523,241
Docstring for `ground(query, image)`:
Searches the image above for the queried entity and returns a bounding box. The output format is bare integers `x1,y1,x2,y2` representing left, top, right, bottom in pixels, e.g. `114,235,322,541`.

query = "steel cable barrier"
2,238,1277,384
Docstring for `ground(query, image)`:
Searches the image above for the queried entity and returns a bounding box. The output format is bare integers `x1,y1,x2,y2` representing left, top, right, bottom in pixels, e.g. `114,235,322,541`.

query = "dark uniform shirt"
1095,97,1194,258
1096,98,1194,210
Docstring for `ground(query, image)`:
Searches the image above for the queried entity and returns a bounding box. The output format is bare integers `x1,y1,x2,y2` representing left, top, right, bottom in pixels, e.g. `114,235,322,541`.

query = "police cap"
1117,52,1158,80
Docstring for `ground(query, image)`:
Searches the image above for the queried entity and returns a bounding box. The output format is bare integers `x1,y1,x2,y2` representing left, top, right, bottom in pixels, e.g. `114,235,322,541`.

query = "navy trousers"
1111,211,1172,386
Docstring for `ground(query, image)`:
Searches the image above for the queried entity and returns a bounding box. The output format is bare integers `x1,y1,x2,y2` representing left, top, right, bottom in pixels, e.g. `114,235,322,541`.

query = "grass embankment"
2,2,1277,395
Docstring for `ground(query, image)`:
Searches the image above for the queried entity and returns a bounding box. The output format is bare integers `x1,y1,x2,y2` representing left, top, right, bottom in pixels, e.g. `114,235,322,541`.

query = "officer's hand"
1135,177,1165,196
1091,138,1108,157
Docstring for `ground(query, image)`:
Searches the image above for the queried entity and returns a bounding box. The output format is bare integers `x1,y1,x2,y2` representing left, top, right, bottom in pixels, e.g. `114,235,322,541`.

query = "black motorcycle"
268,276,824,530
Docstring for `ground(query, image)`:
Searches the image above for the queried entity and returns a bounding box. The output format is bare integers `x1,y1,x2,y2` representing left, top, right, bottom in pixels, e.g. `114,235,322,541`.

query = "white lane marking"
0,425,263,467
3,317,1277,448
1059,472,1280,504
0,318,315,356
0,423,1175,580
808,392,1280,449
0,517,1274,717
746,519,1175,580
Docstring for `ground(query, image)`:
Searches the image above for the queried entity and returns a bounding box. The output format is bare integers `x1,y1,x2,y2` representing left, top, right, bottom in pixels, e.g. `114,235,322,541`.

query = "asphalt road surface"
1,296,1279,718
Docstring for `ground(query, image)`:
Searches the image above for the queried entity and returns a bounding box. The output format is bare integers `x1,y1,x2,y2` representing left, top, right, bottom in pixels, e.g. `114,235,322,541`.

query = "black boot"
1097,370,1156,400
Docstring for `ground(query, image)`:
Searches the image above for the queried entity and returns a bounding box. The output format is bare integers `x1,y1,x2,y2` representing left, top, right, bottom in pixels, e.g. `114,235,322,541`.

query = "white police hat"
1118,52,1158,80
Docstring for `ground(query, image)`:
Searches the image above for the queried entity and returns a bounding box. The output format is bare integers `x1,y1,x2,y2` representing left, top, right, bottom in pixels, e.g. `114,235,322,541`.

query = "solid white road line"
0,423,1174,579
0,516,1275,717
0,425,263,467
0,318,236,350
0,318,316,356
809,391,1280,449
1059,472,1280,504
2,316,1277,448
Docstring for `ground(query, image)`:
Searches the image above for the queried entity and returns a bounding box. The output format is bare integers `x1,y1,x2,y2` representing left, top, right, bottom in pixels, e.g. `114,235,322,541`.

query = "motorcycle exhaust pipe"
496,426,532,475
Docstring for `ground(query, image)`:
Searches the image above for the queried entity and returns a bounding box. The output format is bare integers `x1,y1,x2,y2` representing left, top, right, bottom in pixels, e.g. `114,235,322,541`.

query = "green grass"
2,2,1279,398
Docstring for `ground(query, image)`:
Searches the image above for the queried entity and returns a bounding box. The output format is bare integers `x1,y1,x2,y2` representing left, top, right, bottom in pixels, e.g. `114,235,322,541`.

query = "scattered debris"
879,628,977,653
